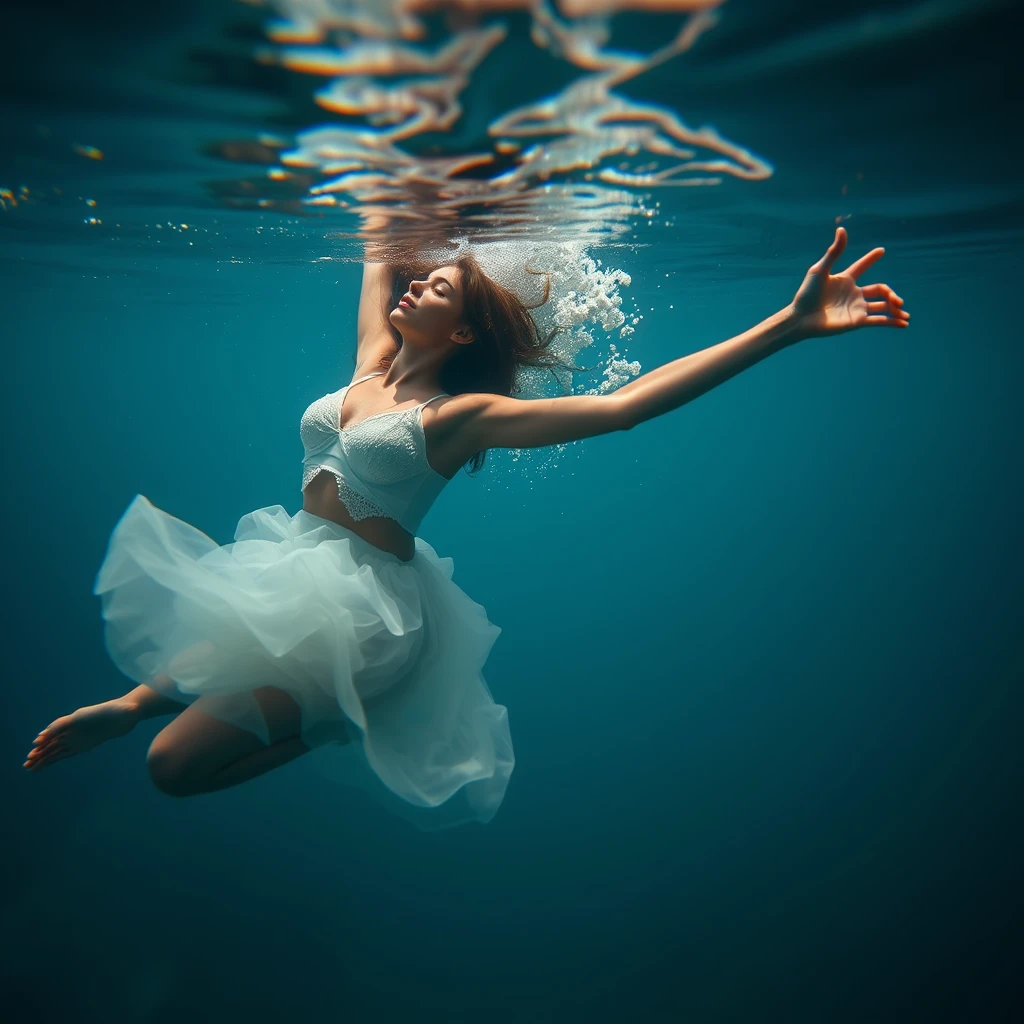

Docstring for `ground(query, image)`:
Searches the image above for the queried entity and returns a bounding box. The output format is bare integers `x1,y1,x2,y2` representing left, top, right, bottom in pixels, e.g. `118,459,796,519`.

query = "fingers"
862,282,902,303
843,246,886,280
864,280,910,323
811,226,847,274
866,301,910,320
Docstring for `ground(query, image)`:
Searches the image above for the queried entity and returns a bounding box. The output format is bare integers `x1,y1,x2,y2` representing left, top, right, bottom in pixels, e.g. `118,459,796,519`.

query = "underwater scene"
4,0,1022,1020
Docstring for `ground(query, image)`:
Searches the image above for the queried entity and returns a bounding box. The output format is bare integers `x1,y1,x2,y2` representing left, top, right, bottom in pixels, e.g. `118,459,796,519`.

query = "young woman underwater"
23,226,909,827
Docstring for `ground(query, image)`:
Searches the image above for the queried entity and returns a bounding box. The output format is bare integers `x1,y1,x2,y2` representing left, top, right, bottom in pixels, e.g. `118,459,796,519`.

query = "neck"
381,337,451,392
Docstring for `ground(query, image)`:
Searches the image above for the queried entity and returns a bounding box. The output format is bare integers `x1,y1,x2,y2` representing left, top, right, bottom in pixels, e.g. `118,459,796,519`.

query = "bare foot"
24,698,140,772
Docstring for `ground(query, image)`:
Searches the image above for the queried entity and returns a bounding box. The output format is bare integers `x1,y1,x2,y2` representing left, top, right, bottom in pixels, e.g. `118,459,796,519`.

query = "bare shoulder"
422,391,487,445
426,390,629,460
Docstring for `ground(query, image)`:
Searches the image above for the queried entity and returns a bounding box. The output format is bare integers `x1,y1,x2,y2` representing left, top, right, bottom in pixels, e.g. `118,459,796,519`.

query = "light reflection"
202,0,772,259
211,0,771,244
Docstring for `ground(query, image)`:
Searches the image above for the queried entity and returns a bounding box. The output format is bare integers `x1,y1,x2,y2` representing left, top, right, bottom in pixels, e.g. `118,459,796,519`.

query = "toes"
25,744,68,770
35,720,67,744
31,716,72,751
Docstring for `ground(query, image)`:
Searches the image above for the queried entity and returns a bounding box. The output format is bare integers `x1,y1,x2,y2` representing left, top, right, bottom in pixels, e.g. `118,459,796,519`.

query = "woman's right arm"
353,261,400,377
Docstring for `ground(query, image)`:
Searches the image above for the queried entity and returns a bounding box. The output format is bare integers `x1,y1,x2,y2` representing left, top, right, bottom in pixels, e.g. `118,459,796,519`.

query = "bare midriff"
301,470,416,562
300,395,464,563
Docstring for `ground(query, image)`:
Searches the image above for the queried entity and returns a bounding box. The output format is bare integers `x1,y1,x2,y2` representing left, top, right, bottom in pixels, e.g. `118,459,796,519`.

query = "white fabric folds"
92,495,514,830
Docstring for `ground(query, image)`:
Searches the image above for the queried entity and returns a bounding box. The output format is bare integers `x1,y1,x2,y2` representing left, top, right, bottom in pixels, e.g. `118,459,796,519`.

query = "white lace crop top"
300,372,452,536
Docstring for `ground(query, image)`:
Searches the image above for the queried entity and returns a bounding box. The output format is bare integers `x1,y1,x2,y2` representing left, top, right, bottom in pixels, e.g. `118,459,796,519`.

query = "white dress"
92,375,514,830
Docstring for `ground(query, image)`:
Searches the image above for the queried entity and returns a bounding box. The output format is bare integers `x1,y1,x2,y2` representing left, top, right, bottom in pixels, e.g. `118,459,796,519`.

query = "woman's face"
389,265,469,343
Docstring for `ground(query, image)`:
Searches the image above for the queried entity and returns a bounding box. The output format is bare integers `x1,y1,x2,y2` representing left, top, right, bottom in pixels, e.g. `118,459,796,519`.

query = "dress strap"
349,371,386,387
420,393,448,408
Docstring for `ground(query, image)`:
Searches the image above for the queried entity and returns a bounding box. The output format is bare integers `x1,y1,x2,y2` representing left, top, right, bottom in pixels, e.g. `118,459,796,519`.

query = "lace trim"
301,465,393,522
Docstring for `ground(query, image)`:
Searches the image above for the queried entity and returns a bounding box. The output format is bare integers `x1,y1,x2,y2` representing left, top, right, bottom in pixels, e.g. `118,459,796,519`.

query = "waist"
301,470,415,562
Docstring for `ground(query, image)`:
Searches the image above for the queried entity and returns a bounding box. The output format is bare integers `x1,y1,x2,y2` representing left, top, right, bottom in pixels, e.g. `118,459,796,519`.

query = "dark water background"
3,1,1022,1020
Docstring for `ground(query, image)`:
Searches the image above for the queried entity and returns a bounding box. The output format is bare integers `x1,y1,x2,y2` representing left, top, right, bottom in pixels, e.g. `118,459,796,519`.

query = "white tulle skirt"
92,494,514,830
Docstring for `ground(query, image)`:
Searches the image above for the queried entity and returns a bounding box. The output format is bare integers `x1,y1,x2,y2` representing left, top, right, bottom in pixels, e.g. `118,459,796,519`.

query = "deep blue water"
3,1,1022,1021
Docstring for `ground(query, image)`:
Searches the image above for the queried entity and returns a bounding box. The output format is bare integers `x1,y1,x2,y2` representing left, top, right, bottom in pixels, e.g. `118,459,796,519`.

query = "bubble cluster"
553,256,631,334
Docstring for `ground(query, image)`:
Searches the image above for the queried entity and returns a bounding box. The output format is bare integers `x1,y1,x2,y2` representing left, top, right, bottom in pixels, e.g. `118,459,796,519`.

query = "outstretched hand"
788,227,910,340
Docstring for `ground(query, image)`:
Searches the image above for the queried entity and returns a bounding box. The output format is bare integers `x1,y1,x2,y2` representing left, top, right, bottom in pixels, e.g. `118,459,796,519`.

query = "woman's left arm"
457,228,909,450
615,226,910,429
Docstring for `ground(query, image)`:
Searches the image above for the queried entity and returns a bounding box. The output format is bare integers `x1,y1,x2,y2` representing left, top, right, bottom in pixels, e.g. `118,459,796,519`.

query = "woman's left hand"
787,226,911,340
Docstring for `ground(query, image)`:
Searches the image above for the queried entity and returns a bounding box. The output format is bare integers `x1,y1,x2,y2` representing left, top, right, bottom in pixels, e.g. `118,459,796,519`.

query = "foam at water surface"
395,235,640,397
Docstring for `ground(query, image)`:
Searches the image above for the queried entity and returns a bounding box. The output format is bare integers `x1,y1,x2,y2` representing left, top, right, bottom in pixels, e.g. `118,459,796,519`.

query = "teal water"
3,1,1022,1021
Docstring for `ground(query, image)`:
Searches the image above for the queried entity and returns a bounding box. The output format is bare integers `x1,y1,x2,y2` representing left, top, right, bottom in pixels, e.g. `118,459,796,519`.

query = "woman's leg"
27,670,363,793
24,673,186,772
126,676,187,720
145,685,348,797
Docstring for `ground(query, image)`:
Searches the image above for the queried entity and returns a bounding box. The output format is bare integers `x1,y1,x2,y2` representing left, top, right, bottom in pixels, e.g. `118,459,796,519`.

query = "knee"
146,738,197,797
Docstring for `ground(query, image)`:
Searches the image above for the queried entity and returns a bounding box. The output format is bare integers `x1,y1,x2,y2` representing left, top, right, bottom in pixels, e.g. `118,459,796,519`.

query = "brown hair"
379,253,593,475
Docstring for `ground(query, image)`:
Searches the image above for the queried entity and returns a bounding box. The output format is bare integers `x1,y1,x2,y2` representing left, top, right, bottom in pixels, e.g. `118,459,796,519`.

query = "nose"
409,279,424,296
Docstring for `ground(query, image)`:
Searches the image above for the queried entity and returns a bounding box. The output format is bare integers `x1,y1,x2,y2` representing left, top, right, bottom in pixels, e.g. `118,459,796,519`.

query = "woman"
23,227,908,827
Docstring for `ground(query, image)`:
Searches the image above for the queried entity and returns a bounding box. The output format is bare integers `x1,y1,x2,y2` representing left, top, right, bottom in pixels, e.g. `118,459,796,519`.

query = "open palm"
790,227,910,339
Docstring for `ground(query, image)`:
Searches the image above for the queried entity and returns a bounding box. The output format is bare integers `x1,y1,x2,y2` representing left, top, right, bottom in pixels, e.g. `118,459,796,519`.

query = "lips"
399,295,415,309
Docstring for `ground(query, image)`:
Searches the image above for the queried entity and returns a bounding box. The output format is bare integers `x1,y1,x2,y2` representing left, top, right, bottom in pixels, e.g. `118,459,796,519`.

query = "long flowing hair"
379,253,592,475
